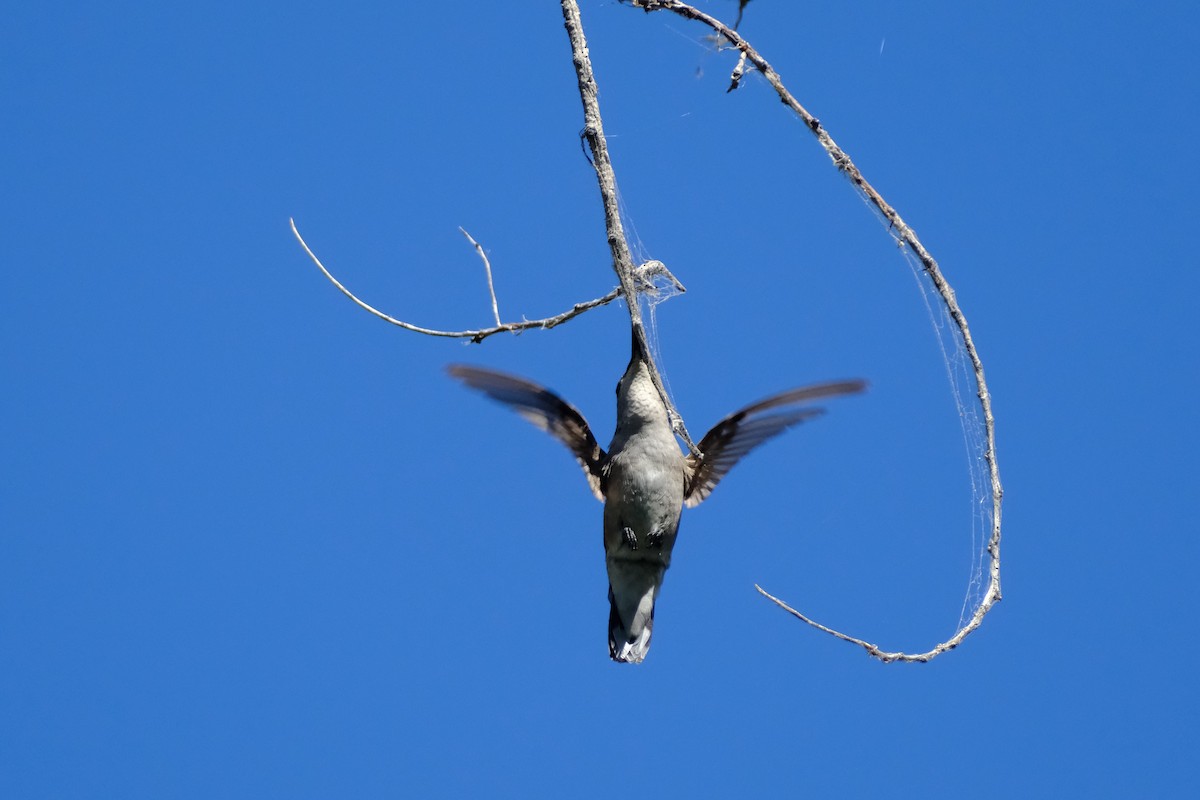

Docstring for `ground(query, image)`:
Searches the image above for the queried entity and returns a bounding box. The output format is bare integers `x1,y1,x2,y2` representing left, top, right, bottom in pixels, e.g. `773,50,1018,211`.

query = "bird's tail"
607,561,664,663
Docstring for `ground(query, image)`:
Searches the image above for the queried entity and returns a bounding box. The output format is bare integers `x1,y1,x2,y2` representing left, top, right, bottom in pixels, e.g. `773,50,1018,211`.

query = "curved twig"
626,0,1003,662
291,218,621,344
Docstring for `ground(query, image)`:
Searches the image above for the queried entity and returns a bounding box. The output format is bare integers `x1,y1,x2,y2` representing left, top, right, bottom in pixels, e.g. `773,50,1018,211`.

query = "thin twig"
626,0,1003,662
561,0,699,454
459,227,502,327
733,0,750,31
291,218,621,344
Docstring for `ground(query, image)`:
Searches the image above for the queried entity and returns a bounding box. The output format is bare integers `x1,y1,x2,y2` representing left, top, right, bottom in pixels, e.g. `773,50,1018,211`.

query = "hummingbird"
448,335,864,663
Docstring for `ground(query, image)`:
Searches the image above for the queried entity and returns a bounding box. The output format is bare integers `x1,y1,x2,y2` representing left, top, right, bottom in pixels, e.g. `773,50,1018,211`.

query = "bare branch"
561,0,699,454
459,227,502,327
291,218,621,344
626,0,1004,662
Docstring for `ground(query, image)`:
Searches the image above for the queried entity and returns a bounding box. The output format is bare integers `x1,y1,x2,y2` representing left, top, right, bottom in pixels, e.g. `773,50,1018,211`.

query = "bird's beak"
630,330,648,363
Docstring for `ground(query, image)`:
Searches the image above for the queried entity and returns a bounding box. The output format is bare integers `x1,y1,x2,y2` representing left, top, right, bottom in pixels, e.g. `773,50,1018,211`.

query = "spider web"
854,189,994,629
615,185,685,413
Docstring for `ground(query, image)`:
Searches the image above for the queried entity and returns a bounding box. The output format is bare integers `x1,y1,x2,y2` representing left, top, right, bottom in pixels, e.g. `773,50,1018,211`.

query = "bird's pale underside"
448,336,865,663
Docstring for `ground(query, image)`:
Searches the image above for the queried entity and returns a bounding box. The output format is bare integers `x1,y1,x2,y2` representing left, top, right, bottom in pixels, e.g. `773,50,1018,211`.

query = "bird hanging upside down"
448,334,864,663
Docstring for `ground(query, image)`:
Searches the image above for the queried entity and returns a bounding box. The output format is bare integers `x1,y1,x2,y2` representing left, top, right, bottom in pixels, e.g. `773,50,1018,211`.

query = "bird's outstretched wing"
447,365,606,501
684,380,866,508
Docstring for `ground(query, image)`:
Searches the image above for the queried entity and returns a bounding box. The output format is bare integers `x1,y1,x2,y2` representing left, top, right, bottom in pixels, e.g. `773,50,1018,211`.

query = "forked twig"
625,0,1003,662
291,218,621,344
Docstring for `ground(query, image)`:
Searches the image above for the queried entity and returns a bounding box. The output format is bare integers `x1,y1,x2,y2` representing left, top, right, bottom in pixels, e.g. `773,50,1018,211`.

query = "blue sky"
4,1,1198,796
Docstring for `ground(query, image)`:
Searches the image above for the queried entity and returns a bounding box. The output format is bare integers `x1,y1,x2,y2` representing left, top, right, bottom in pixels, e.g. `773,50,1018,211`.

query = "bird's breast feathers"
603,432,685,558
